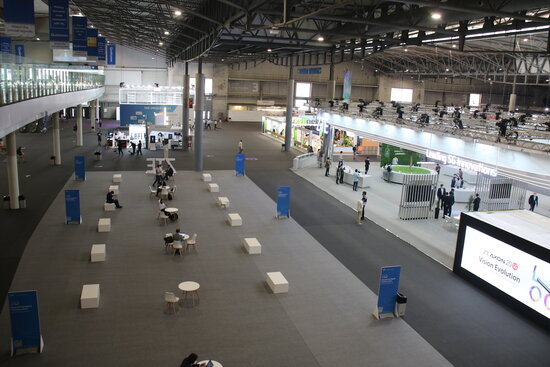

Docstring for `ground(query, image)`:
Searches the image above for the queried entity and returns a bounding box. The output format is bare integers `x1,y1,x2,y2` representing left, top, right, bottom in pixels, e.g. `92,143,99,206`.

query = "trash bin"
396,293,407,316
3,196,9,209
18,195,26,209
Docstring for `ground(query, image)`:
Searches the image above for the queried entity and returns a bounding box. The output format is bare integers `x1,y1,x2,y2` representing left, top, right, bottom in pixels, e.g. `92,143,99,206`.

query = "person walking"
339,164,344,184
137,140,142,156
473,193,481,211
152,164,163,186
436,184,446,210
335,164,341,184
317,149,323,168
352,169,360,191
238,139,243,153
364,157,370,175
130,141,136,155
324,157,331,176
352,145,357,161
17,146,25,163
117,141,124,156
435,163,441,176
528,193,538,211
361,191,367,220
97,132,102,146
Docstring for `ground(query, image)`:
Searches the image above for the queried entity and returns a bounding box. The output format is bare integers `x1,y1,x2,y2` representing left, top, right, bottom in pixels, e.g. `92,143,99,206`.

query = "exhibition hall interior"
0,0,550,366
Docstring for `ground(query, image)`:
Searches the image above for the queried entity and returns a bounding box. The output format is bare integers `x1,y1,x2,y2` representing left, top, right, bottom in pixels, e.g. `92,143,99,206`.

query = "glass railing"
0,54,105,106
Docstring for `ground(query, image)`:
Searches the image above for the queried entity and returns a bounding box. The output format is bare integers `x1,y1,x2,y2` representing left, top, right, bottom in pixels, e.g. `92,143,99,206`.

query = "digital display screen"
460,226,550,319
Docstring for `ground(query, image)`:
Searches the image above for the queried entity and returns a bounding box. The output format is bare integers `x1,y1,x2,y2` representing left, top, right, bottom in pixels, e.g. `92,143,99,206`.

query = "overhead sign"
426,149,498,177
376,265,401,318
298,67,322,75
72,16,87,56
1,37,12,54
235,153,245,176
342,70,352,100
97,37,106,61
277,186,291,218
4,0,35,37
8,290,43,356
49,0,69,48
107,44,116,65
64,190,81,224
74,155,86,180
86,28,99,60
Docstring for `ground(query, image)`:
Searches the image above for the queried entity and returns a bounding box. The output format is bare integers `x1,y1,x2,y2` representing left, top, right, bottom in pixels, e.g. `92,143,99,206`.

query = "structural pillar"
76,104,83,146
284,58,295,152
194,58,205,171
6,132,20,209
182,62,190,151
508,76,517,112
326,62,336,101
52,112,61,165
90,100,96,131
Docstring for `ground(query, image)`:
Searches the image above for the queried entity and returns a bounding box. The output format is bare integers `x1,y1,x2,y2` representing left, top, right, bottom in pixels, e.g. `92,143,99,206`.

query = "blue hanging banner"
64,190,81,224
276,186,291,218
1,37,12,54
49,0,69,49
376,265,401,318
4,0,35,37
235,153,245,176
107,44,116,65
72,16,87,56
74,155,86,181
14,44,24,57
86,28,98,60
8,290,43,356
97,37,106,61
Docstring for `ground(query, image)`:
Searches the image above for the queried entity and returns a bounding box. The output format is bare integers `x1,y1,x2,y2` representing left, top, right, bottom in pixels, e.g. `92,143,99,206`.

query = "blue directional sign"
377,265,401,317
277,186,291,218
8,290,43,355
64,190,81,224
74,155,86,181
235,153,245,176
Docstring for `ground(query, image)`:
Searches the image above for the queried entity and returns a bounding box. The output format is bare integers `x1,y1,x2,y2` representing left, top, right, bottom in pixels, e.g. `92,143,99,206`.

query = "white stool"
104,203,116,211
108,185,119,195
243,238,261,254
91,244,106,262
98,218,111,232
208,183,219,192
218,196,230,208
202,173,212,182
81,284,100,308
113,174,122,183
266,272,289,293
227,213,242,226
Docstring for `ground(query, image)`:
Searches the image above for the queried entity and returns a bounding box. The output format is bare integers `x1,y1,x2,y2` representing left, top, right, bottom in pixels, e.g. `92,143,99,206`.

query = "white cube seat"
208,183,219,192
202,173,212,182
104,203,116,211
98,218,111,232
113,174,122,183
81,284,100,309
227,213,242,226
108,185,119,195
266,272,288,294
91,244,106,262
243,237,261,254
218,196,230,208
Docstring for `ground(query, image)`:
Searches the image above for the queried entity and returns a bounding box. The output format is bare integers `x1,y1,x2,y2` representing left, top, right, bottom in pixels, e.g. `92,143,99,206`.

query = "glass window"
469,93,481,107
295,82,311,98
390,88,413,103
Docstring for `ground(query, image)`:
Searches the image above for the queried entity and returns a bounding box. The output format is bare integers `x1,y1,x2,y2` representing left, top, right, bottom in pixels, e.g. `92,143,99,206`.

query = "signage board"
342,70,352,100
72,16,87,56
107,44,116,65
1,37,12,54
74,155,86,181
86,28,98,60
235,153,245,176
64,190,81,224
277,186,291,218
376,265,401,317
49,0,69,48
97,37,106,61
4,0,35,37
8,290,42,356
426,149,497,176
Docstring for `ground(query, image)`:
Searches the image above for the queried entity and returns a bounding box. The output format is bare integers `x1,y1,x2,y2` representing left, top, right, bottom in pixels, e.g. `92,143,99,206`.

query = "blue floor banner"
8,290,43,356
74,155,85,180
65,190,81,224
277,186,291,218
235,153,245,176
376,265,401,318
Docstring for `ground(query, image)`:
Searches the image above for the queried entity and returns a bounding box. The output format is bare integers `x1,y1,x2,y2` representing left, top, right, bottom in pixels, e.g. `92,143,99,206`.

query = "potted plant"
94,151,102,161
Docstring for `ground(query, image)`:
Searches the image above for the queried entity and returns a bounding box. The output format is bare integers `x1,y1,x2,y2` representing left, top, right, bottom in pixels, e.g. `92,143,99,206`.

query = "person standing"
16,146,25,163
361,191,367,220
435,163,441,176
97,132,102,146
352,169,360,191
445,189,455,217
324,157,331,176
130,141,136,155
117,141,124,156
137,140,142,156
451,175,457,188
356,198,364,224
335,164,341,184
528,193,539,211
339,164,344,184
317,149,323,168
153,164,163,186
364,157,370,175
238,139,243,153
436,184,445,210
392,156,398,165
352,145,357,161
442,192,450,219
473,193,481,211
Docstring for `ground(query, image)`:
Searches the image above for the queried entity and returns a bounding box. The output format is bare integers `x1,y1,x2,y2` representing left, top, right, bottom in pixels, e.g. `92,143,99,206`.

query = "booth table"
342,167,370,188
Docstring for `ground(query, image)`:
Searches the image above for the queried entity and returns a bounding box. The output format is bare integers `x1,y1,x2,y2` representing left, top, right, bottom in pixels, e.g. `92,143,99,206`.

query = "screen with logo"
461,226,550,319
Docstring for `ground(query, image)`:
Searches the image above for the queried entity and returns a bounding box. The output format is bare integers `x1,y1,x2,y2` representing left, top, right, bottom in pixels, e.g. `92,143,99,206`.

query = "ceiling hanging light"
317,36,324,42
431,13,442,20
164,31,170,35
159,41,164,46
174,10,182,16
267,48,272,52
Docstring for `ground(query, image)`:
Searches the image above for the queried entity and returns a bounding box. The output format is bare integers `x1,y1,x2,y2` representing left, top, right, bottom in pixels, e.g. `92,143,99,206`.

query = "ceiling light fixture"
404,48,408,52
452,44,457,48
523,38,528,41
159,42,163,46
164,31,170,35
267,48,272,52
174,10,182,16
36,37,40,40
431,13,442,20
317,36,324,41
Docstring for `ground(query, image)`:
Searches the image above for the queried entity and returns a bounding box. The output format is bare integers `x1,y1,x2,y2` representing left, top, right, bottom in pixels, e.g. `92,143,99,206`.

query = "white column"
508,94,517,112
52,112,61,165
76,104,83,146
90,100,96,131
95,99,100,122
326,80,336,101
6,132,20,209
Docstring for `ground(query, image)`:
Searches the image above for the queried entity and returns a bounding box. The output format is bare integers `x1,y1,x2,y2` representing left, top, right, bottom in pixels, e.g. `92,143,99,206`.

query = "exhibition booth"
262,115,327,152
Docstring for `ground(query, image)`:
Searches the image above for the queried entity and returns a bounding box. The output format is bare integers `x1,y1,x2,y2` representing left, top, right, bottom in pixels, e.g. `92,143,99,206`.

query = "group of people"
436,184,456,218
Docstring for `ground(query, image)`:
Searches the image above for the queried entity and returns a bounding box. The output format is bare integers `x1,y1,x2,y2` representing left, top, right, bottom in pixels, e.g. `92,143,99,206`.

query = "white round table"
178,281,200,306
198,360,222,367
165,207,178,214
